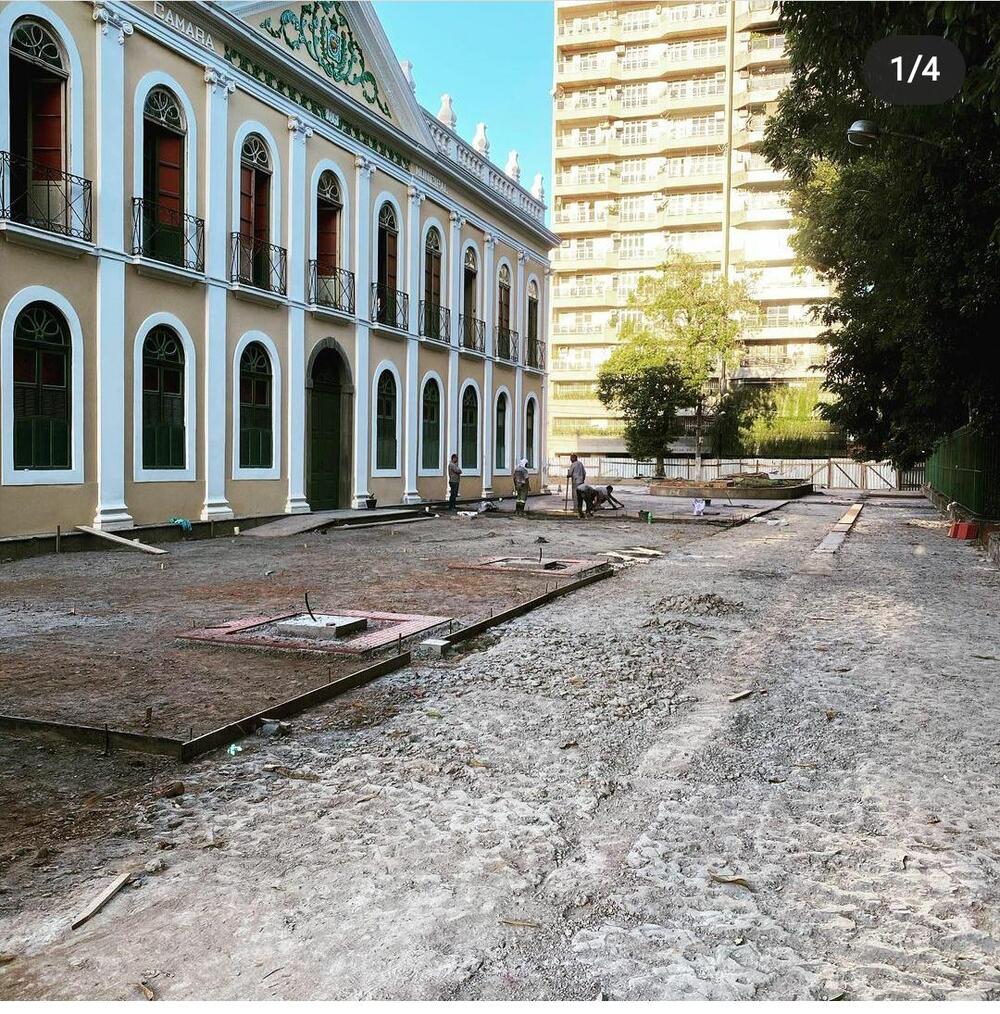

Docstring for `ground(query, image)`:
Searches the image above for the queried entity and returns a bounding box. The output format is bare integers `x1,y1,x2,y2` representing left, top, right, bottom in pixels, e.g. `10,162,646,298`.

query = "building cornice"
136,1,560,250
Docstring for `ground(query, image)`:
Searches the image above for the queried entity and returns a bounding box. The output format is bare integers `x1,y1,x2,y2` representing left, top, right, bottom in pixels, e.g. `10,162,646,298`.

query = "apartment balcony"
661,89,727,115
552,171,616,198
734,356,827,380
555,136,613,159
743,321,827,341
418,300,450,343
731,201,791,226
523,338,546,371
495,326,519,364
556,56,618,86
736,0,780,33
308,261,355,315
230,233,287,297
132,197,204,273
0,151,92,243
657,49,729,76
739,74,793,105
370,283,409,331
552,323,606,337
557,4,728,47
552,210,609,234
732,156,785,186
610,207,724,231
735,36,788,70
552,286,611,308
745,282,829,303
459,314,486,354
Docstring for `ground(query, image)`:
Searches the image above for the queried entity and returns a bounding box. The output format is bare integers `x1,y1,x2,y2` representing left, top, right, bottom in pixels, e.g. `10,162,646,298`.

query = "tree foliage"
761,2,1000,465
596,333,691,471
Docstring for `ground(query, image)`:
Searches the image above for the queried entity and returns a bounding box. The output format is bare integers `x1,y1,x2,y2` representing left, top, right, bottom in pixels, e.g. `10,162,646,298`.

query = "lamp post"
847,119,944,149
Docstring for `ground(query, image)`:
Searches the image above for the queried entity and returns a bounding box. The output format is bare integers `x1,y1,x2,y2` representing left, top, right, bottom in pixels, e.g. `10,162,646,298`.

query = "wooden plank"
71,871,133,930
75,526,168,555
0,714,184,758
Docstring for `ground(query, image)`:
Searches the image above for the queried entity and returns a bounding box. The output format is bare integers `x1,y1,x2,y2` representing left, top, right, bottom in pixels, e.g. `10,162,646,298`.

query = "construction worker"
580,483,624,516
513,458,530,514
568,453,586,517
447,453,462,510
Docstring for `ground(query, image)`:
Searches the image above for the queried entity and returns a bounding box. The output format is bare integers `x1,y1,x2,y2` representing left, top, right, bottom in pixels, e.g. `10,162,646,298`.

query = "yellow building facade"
551,0,831,458
0,0,556,538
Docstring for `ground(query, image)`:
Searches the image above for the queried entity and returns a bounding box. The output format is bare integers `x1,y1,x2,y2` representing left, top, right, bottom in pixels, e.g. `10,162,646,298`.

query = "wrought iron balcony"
132,198,204,272
495,326,519,364
371,283,408,330
459,314,485,353
524,338,546,371
230,233,287,295
0,151,92,241
419,301,450,342
309,260,355,314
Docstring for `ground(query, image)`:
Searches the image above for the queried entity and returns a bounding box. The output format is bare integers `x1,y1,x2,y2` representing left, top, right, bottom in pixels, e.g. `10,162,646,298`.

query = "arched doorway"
307,344,352,509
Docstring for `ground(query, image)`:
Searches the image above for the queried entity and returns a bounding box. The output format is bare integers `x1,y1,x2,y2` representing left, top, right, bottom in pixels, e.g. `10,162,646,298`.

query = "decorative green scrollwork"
260,2,390,119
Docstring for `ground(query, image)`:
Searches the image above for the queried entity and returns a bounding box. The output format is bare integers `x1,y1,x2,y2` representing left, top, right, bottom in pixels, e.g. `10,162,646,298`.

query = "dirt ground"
2,493,999,1000
0,509,694,739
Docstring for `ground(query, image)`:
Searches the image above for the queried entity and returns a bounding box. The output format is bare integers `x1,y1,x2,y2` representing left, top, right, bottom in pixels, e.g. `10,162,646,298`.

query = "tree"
618,254,756,476
761,3,1000,466
597,333,691,476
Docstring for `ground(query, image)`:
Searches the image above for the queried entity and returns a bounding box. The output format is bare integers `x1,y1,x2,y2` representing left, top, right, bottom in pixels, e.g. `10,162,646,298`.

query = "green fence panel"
926,426,1000,517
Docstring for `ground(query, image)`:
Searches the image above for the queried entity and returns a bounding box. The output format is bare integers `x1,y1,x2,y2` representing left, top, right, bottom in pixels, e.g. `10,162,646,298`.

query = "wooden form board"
75,526,168,555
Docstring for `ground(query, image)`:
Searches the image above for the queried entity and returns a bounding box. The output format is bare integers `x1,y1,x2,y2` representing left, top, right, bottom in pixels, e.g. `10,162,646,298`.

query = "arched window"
12,301,70,470
239,341,272,468
421,378,441,471
237,133,272,287
375,369,398,470
9,19,68,234
141,87,186,265
375,202,400,326
495,392,508,471
497,263,513,359
525,397,536,469
316,169,341,273
526,279,541,368
141,326,184,469
463,248,477,313
422,227,443,339
498,264,512,329
461,385,479,470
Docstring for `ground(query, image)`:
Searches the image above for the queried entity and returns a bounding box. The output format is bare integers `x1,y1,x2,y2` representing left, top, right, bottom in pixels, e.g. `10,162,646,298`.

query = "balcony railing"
230,233,287,295
459,314,485,353
371,282,408,330
419,301,450,342
309,260,355,314
132,197,204,272
0,151,92,241
496,326,519,364
524,338,546,371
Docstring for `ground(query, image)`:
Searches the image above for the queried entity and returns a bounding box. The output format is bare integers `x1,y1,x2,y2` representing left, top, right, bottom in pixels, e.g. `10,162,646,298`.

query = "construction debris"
71,871,133,930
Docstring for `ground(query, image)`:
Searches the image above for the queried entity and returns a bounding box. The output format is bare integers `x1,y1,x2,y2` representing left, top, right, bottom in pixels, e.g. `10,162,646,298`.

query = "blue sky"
374,1,554,202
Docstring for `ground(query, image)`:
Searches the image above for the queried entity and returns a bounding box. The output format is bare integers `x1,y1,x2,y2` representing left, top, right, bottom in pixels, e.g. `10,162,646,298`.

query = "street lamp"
846,118,945,149
847,119,880,147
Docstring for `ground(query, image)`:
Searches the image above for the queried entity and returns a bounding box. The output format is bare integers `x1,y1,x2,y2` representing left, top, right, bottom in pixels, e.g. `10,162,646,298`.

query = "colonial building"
0,0,556,539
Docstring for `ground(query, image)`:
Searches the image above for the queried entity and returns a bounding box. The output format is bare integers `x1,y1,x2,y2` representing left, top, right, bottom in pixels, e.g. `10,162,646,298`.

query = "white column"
447,212,463,461
285,115,312,514
352,156,375,508
540,265,552,490
402,185,424,503
513,251,526,464
481,233,495,496
91,6,133,530
200,68,235,520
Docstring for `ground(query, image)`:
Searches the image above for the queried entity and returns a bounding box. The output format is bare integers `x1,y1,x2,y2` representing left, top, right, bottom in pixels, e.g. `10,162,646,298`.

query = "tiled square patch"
178,609,449,655
446,556,607,578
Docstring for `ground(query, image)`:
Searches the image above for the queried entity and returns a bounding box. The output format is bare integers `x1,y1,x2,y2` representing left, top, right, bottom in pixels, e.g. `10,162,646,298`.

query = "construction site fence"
547,456,926,491
926,426,999,518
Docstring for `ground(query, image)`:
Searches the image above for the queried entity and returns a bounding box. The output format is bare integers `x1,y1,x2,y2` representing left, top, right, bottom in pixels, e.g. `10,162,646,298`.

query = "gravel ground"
1,496,999,1000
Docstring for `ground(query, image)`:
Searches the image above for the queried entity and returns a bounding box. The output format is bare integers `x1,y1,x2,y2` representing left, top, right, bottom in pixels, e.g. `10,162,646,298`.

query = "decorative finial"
531,173,545,201
437,93,456,129
473,122,490,156
504,149,521,182
400,59,416,93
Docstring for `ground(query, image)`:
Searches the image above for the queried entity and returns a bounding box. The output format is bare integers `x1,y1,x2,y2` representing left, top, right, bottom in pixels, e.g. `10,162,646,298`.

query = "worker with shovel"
513,458,530,514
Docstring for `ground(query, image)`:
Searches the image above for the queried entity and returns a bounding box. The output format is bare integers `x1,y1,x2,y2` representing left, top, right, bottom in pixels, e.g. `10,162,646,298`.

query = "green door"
308,349,344,509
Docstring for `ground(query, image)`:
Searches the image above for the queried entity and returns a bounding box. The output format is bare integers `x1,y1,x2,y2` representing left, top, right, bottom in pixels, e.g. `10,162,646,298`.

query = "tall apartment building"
550,0,831,459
